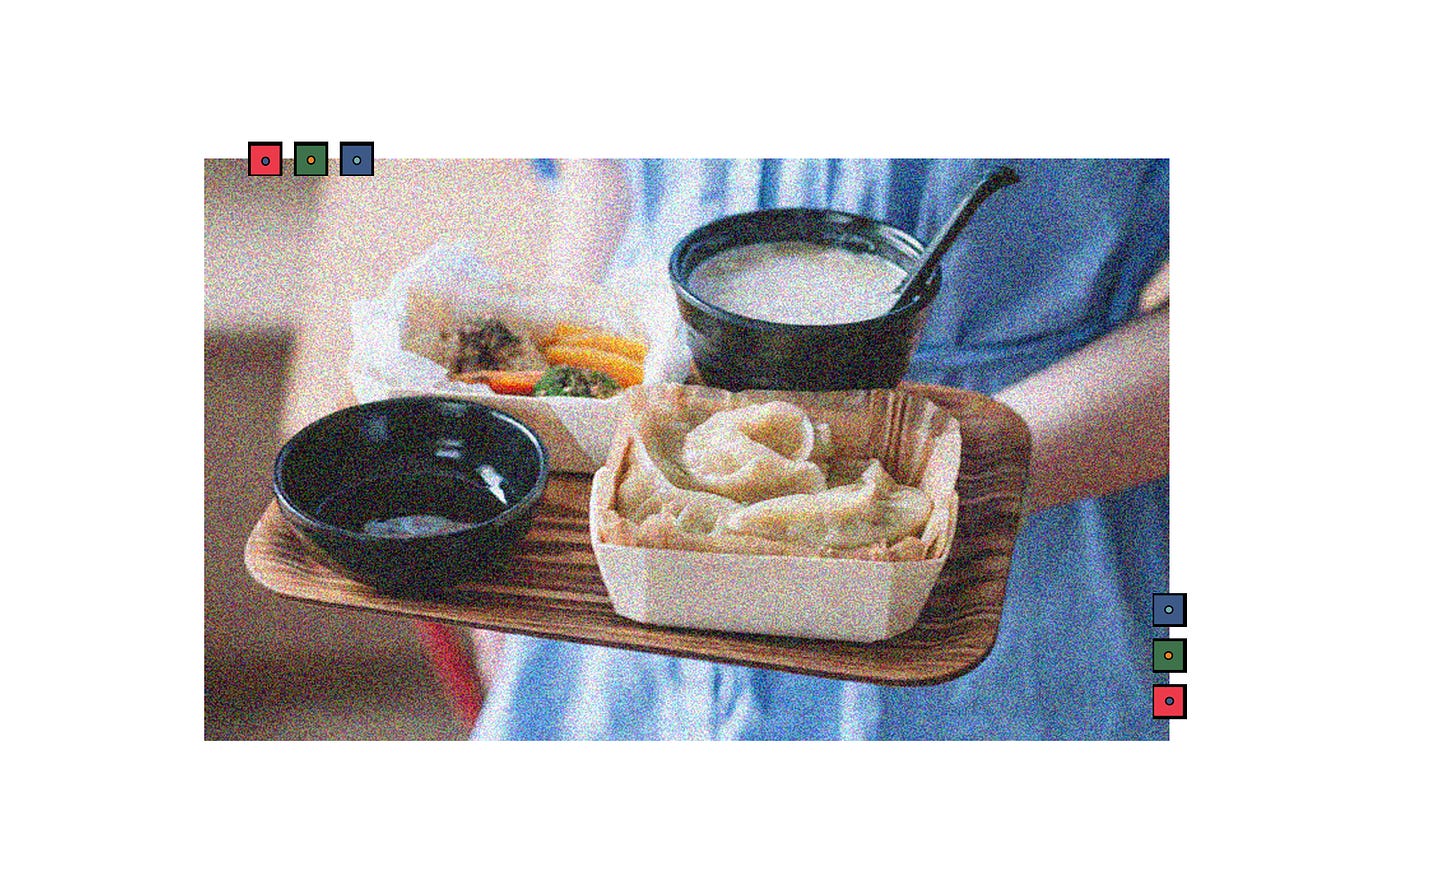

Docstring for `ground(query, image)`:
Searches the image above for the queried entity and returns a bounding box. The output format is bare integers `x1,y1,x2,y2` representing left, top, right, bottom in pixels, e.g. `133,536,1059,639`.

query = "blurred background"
203,159,550,739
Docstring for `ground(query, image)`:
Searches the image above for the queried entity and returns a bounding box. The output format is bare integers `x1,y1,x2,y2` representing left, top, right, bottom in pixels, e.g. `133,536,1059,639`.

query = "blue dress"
473,159,1170,740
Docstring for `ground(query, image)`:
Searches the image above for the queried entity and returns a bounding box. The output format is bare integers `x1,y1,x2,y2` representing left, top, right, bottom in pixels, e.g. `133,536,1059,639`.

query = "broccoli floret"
532,365,621,399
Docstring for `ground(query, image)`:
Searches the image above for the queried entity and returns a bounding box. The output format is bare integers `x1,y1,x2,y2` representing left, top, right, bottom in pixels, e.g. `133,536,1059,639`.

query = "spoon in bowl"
888,164,1021,312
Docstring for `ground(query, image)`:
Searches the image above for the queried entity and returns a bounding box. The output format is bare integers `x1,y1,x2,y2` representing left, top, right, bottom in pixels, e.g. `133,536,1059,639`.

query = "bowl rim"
668,207,941,334
272,396,550,544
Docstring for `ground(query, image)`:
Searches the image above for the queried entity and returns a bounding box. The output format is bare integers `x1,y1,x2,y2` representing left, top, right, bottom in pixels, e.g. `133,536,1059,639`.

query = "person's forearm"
544,160,630,285
994,305,1169,512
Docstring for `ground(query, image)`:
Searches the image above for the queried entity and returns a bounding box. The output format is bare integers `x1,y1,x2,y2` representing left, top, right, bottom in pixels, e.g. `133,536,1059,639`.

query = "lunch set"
245,170,1031,684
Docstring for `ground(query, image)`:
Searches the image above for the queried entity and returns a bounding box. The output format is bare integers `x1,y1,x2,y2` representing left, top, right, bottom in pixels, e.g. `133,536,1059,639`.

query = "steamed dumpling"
604,393,938,560
679,402,827,503
617,430,741,533
715,460,932,550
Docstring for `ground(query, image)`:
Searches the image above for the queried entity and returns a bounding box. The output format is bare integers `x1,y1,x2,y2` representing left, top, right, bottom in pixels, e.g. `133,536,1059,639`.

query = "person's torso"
479,158,1172,740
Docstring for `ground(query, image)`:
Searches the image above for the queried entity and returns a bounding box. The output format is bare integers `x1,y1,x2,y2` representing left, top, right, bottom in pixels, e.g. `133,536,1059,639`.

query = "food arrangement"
355,266,654,472
326,215,1018,644
407,309,646,399
589,383,963,641
600,397,938,561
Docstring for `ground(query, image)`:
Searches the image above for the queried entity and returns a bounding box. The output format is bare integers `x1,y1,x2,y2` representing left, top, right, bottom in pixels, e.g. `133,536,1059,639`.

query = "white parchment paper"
347,242,656,472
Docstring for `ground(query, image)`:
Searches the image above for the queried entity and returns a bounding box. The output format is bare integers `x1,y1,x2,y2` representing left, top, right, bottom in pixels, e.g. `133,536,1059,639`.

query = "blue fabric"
473,159,1170,740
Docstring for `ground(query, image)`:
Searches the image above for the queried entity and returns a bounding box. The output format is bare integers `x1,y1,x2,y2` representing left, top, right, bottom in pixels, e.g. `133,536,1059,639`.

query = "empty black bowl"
669,208,941,391
272,397,549,592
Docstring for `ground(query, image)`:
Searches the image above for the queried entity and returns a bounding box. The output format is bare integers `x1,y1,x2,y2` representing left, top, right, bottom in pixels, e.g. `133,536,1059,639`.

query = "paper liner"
589,384,961,642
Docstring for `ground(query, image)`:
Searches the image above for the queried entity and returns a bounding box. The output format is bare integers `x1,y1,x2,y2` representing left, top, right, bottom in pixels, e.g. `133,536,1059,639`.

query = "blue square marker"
1152,593,1186,627
339,141,374,176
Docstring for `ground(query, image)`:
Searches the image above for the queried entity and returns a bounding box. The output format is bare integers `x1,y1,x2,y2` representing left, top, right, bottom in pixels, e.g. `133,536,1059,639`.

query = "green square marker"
1153,638,1186,672
294,141,328,176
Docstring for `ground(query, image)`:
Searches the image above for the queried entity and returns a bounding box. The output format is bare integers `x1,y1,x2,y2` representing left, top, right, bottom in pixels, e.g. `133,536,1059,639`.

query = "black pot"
272,397,549,593
669,208,940,391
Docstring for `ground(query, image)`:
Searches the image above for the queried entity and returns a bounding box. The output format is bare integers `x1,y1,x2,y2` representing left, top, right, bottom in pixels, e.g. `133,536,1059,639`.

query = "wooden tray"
243,384,1030,686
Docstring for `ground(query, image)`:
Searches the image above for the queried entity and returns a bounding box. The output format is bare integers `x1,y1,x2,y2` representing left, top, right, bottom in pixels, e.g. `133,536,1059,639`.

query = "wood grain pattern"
243,384,1031,686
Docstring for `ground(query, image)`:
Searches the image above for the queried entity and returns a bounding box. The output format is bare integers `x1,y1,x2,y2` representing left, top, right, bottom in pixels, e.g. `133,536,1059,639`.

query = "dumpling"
679,402,827,503
617,401,825,532
714,460,932,551
684,401,814,462
600,391,940,562
616,424,741,534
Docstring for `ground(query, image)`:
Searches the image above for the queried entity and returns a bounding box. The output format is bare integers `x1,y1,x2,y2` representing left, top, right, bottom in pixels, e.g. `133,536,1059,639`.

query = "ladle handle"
895,165,1021,307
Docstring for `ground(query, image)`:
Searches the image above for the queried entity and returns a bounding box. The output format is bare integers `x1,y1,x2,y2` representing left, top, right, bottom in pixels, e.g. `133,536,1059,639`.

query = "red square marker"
1153,684,1186,719
249,141,282,176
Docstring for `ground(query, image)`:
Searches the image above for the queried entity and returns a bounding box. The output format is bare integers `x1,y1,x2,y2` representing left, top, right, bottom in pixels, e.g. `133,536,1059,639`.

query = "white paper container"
347,243,646,473
589,385,962,643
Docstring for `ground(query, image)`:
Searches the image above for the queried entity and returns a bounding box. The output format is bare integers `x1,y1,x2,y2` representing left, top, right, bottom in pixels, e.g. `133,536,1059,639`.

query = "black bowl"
272,397,549,592
669,208,940,391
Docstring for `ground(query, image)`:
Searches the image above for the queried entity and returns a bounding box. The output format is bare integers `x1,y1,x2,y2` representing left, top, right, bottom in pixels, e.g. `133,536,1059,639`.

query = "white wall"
204,159,325,334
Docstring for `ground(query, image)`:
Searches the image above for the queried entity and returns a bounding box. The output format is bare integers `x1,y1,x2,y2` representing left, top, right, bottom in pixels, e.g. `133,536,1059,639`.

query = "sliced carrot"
451,369,545,395
542,345,645,387
549,330,647,363
489,371,546,395
539,321,595,346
